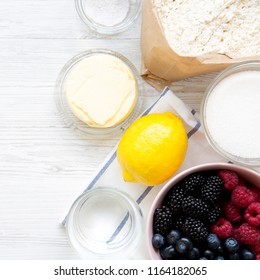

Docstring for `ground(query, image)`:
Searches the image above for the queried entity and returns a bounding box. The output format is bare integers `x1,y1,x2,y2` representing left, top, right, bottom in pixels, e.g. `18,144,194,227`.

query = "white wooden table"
0,0,219,259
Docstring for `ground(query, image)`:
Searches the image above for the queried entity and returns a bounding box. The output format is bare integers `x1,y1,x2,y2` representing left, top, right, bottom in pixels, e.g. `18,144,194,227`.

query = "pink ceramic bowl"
146,163,260,260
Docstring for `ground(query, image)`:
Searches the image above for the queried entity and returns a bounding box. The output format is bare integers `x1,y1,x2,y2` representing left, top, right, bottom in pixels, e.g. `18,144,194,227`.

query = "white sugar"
205,71,260,159
83,0,129,27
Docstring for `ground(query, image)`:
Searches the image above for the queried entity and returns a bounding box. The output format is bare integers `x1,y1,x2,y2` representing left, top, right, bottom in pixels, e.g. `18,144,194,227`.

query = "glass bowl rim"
55,48,143,136
66,186,144,259
74,0,142,35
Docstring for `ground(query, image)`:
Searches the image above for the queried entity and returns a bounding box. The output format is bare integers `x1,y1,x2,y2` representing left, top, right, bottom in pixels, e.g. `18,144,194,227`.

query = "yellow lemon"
117,112,188,186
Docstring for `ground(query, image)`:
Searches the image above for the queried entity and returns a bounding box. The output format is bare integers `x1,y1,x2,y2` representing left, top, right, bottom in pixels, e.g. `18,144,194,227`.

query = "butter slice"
65,54,138,128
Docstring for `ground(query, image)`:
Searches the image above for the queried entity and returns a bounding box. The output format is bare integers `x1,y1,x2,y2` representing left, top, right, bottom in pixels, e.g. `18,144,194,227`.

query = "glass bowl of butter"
56,49,143,135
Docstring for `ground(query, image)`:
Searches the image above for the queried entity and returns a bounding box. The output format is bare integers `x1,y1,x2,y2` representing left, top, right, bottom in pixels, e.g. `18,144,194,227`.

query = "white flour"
84,0,130,26
154,0,260,58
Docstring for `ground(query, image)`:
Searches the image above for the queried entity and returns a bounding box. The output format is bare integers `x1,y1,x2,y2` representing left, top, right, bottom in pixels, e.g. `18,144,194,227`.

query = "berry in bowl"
146,163,260,260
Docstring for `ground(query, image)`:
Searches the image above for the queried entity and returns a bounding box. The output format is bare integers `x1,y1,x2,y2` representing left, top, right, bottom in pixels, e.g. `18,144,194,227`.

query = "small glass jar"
55,49,143,136
74,0,142,35
66,187,144,259
201,61,260,166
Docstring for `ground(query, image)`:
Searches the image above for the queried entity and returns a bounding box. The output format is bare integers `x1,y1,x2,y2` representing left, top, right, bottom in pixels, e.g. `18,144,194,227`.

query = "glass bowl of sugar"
201,61,260,166
74,0,142,35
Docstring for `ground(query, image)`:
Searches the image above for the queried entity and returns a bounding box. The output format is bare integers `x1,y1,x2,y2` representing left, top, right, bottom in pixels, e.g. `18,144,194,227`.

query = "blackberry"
182,196,209,221
182,217,208,243
201,175,223,204
182,172,206,195
172,215,185,230
207,205,221,225
153,206,173,236
163,185,184,215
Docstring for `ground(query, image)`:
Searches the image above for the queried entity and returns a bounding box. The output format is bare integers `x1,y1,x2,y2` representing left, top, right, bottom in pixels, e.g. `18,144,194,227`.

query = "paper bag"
141,0,260,86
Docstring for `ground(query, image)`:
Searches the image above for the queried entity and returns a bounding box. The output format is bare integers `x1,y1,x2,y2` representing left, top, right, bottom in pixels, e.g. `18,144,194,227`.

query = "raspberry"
250,187,260,202
250,243,260,254
238,177,246,186
233,226,240,242
231,185,255,208
244,202,260,227
223,201,241,223
218,170,238,191
235,223,260,245
211,218,233,239
256,255,260,260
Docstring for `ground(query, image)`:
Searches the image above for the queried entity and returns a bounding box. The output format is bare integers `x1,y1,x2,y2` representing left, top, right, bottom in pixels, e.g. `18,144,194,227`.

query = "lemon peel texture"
117,112,188,186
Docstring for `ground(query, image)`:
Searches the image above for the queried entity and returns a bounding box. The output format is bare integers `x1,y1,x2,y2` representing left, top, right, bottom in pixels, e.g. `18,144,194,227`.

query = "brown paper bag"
141,0,260,86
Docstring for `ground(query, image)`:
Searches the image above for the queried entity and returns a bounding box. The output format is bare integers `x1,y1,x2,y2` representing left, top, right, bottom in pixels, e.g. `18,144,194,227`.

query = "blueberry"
240,249,255,260
152,234,165,249
203,249,215,260
188,247,200,260
199,257,208,260
160,245,178,260
215,255,225,260
216,246,224,255
207,233,221,250
228,253,240,260
176,237,193,255
166,229,181,245
223,238,239,254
